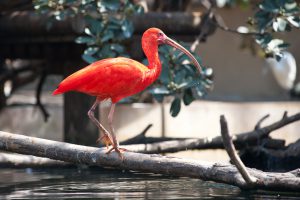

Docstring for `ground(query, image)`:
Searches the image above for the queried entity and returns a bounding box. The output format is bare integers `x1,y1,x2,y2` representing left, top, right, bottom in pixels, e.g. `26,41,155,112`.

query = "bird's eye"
158,32,164,37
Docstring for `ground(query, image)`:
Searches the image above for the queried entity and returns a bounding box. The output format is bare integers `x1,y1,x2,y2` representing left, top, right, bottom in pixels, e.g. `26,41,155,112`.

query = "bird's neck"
142,39,162,85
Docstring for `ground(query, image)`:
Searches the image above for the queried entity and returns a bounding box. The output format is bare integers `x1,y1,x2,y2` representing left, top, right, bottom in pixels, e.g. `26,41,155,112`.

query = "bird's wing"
53,57,149,100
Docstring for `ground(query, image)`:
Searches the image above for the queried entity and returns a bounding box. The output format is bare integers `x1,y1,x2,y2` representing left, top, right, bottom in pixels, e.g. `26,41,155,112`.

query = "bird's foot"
106,145,127,160
96,134,113,149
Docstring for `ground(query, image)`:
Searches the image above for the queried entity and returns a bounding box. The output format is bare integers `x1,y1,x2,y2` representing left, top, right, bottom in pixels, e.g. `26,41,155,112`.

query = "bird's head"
143,28,203,74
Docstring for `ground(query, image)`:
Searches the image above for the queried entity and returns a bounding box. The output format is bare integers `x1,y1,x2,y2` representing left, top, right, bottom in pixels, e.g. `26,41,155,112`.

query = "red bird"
53,28,203,158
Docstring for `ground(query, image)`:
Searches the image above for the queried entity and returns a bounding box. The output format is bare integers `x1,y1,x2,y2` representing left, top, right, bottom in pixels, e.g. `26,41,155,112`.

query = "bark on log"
122,112,300,154
0,131,299,191
0,152,72,168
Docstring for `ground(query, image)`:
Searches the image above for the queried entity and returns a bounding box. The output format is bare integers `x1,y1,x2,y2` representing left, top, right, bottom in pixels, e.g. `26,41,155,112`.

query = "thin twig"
255,114,270,130
282,111,288,120
214,13,262,36
220,115,257,185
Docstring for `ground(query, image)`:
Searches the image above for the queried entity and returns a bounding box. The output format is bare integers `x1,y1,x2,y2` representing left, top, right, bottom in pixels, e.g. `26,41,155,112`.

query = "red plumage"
53,57,155,103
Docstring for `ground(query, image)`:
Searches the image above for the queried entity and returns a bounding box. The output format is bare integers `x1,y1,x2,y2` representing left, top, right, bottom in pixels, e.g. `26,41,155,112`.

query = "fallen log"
0,131,299,191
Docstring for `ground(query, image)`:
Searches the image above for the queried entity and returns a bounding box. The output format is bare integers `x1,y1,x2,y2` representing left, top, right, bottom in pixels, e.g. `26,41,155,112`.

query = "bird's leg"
106,103,127,158
88,100,113,149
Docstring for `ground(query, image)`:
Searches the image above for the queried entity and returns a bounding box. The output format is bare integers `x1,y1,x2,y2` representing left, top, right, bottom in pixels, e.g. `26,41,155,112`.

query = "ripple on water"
0,168,299,199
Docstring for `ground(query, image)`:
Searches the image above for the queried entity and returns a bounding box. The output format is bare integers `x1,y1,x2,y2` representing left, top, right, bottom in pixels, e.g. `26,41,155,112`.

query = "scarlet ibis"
53,27,203,158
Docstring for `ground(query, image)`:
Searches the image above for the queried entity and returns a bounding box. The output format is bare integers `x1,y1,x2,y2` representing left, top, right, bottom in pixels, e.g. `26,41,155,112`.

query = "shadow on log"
240,138,300,172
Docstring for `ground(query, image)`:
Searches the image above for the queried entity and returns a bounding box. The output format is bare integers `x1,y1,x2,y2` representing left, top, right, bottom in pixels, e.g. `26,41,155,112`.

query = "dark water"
0,167,299,199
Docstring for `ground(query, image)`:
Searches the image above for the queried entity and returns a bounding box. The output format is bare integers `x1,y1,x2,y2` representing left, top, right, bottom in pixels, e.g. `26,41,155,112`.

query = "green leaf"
82,0,94,5
174,70,186,84
152,94,164,103
82,54,98,64
54,11,66,21
259,0,279,13
150,87,170,95
99,44,116,58
75,36,95,44
255,33,272,47
183,89,195,106
111,44,124,53
121,20,134,38
101,0,120,11
84,28,93,36
134,4,144,14
84,47,99,55
85,17,103,34
277,42,290,49
101,31,114,42
273,18,288,32
170,98,181,117
178,79,201,90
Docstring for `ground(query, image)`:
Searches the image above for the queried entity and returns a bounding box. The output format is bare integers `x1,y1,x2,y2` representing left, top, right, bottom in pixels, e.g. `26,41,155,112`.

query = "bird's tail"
52,87,63,95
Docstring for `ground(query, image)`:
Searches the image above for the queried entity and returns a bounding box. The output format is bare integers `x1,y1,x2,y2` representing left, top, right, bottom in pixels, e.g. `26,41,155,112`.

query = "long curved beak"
163,36,203,74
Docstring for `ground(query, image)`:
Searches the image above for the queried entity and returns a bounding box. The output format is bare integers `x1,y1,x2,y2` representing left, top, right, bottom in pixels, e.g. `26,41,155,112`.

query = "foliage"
216,0,300,60
144,45,213,117
33,0,143,63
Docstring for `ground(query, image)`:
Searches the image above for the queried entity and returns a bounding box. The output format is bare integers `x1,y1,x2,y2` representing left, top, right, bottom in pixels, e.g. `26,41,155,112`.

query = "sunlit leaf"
237,26,249,33
84,47,99,55
150,87,170,95
287,16,300,28
284,1,298,11
273,18,288,32
84,28,93,36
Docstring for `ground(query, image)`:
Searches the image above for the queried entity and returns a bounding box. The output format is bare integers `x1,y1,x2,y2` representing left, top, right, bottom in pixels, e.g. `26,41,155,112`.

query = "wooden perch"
123,112,300,154
0,131,300,191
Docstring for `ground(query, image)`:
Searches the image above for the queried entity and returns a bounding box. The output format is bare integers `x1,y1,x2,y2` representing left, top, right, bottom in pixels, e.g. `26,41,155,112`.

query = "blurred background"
0,0,299,162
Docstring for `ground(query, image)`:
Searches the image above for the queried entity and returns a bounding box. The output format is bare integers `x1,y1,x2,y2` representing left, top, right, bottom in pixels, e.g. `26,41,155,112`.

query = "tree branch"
254,114,270,130
0,131,299,191
123,112,300,154
220,115,257,185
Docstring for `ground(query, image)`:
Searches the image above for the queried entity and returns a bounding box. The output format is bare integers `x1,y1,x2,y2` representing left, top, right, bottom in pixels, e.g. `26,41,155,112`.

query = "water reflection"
0,168,299,199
